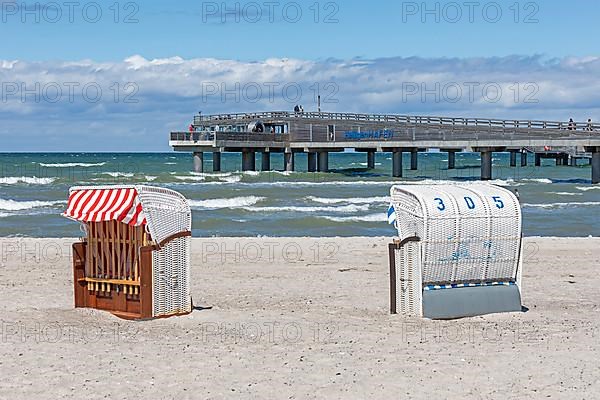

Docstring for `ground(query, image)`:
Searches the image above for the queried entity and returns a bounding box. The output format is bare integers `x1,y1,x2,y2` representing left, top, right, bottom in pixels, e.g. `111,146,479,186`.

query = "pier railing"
170,132,290,143
193,111,600,132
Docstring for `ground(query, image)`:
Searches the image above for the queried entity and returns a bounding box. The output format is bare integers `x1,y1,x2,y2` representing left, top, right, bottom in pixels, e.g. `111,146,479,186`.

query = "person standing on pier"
568,118,575,130
586,119,593,131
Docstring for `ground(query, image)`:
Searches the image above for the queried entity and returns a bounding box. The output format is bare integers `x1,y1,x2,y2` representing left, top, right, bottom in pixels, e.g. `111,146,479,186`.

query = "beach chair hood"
62,185,192,246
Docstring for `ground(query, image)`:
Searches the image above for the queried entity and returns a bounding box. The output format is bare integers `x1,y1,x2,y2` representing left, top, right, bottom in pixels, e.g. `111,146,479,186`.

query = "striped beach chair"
63,185,192,320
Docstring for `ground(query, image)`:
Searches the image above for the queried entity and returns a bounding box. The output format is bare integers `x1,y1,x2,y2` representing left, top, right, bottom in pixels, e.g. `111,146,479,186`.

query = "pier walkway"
169,111,600,183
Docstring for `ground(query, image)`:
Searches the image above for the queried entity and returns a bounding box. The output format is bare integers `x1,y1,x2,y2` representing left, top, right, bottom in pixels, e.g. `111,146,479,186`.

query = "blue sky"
1,0,599,151
2,0,598,61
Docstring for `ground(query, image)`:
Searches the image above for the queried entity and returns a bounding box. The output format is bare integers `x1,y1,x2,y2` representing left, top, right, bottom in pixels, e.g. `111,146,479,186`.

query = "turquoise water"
0,152,598,237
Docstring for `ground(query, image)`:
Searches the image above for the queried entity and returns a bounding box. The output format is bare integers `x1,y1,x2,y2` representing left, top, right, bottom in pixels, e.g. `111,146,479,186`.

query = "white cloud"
1,55,599,151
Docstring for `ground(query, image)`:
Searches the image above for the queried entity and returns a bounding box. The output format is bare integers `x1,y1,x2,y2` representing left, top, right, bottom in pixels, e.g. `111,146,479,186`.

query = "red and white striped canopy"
63,187,147,226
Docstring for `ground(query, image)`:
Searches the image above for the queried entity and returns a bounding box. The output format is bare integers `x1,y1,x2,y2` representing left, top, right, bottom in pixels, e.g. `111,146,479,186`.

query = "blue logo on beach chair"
387,204,397,228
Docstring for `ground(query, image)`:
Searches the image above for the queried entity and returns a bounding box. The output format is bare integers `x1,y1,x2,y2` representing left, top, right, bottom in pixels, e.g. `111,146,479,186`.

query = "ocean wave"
351,162,383,167
190,172,233,177
0,198,65,211
175,176,206,182
307,196,390,204
189,196,266,210
0,212,9,218
145,176,158,182
102,172,135,178
576,186,600,191
321,213,387,222
551,192,583,196
0,177,56,185
521,178,553,184
244,204,370,213
221,175,242,183
523,201,600,209
38,162,106,167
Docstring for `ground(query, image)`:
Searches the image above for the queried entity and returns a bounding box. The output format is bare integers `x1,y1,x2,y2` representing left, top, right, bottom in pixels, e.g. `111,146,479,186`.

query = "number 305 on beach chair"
387,184,524,319
63,185,192,320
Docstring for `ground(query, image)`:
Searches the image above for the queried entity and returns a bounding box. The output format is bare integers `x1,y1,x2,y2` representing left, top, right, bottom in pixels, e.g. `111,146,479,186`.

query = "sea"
0,152,598,237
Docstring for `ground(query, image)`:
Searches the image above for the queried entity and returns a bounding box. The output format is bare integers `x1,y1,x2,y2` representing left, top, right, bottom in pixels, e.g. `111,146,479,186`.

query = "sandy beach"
0,236,599,399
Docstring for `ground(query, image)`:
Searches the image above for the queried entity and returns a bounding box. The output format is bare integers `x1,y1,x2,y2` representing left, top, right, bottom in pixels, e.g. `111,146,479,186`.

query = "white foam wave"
175,176,206,182
190,172,233,177
39,162,106,167
145,176,158,182
221,175,242,183
521,178,553,184
164,162,177,165
523,201,600,209
189,196,265,209
0,177,56,185
307,196,390,204
0,212,9,218
244,204,370,213
576,186,600,191
551,192,583,196
102,172,134,178
352,162,383,167
0,198,65,211
321,213,387,222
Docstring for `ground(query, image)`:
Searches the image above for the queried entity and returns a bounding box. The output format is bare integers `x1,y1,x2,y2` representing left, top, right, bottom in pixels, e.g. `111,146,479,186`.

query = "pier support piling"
392,151,403,178
480,151,493,181
367,151,376,169
510,151,517,167
317,152,329,172
569,156,577,167
448,151,456,170
535,154,542,167
212,152,221,172
307,152,317,172
521,152,528,167
193,152,203,173
242,151,255,172
410,150,418,171
261,152,271,171
592,151,600,184
284,152,295,172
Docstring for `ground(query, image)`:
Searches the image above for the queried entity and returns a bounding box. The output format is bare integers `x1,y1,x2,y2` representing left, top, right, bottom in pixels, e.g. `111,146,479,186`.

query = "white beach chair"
387,183,523,319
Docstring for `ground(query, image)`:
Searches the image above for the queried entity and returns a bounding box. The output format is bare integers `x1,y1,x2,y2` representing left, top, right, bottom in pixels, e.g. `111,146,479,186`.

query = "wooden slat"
78,277,141,286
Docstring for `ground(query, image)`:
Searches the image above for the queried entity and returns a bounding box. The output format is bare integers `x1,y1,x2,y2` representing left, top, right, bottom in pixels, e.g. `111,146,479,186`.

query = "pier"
169,111,600,184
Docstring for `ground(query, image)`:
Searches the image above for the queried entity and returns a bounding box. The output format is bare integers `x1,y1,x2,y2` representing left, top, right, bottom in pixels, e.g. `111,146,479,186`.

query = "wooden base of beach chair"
72,223,192,320
73,241,154,319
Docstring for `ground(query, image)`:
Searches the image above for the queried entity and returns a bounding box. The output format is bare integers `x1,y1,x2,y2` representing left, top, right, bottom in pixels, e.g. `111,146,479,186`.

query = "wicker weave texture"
136,186,192,245
390,184,522,286
395,241,422,316
152,236,192,317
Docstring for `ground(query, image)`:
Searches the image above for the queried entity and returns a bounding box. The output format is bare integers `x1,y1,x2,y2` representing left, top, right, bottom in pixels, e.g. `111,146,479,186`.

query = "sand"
0,237,599,399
